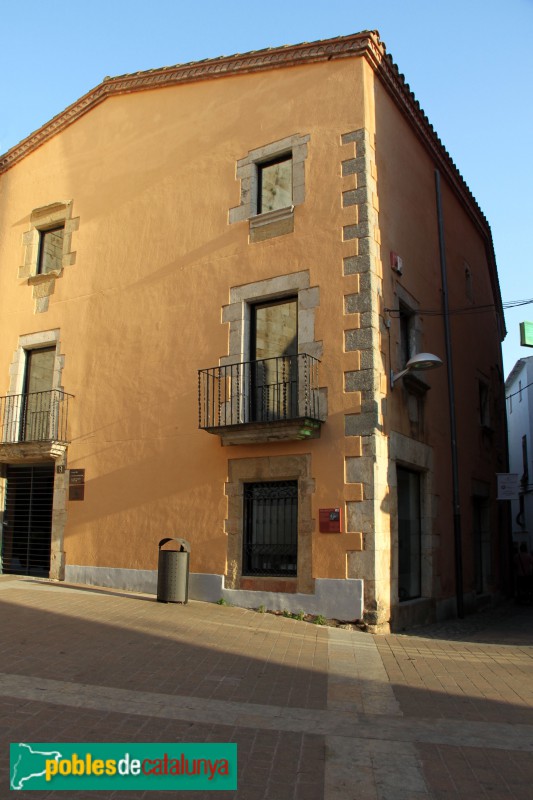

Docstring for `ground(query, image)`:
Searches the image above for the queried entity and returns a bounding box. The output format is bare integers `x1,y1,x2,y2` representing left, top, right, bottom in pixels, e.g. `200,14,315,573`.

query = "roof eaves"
362,37,504,331
0,29,504,328
505,358,528,389
0,31,376,174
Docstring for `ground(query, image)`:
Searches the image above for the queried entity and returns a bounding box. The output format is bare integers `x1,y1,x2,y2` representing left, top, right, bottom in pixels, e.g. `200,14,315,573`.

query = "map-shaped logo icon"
10,742,62,790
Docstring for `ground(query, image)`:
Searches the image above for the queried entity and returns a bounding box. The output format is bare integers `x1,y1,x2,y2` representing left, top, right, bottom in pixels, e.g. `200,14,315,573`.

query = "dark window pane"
243,481,298,576
38,226,64,274
397,467,421,601
479,381,490,426
399,304,414,366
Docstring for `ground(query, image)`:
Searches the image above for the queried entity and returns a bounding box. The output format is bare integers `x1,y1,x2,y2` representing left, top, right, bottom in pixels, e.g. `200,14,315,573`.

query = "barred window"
243,481,298,576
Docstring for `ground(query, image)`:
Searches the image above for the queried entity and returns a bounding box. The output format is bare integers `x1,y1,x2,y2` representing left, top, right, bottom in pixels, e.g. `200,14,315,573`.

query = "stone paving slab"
0,577,532,798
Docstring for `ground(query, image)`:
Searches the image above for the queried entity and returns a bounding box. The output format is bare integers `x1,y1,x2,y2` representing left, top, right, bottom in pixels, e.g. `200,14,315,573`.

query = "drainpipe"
435,169,464,619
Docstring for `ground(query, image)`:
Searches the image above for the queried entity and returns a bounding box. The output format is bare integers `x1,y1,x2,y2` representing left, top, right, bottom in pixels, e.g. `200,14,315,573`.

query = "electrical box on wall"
390,251,403,275
319,508,342,533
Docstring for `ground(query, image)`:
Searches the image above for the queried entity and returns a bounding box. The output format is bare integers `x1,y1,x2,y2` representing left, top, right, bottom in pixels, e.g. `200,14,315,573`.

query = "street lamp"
391,352,443,389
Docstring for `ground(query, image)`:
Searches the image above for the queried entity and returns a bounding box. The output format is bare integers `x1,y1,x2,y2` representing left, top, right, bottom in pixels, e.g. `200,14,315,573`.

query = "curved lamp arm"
391,352,443,389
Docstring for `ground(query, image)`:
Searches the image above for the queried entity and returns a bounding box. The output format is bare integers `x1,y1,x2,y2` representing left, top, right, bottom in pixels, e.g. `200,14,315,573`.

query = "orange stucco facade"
0,33,508,629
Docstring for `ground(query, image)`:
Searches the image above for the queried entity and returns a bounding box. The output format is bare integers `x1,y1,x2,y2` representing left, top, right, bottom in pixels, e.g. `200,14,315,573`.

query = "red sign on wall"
319,508,342,533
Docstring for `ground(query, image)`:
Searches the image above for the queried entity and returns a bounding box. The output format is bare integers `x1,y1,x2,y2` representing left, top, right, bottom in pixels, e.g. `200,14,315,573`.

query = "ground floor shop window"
243,481,298,576
397,466,422,601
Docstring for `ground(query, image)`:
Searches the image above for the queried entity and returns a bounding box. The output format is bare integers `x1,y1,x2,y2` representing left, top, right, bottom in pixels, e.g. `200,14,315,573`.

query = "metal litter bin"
157,538,190,603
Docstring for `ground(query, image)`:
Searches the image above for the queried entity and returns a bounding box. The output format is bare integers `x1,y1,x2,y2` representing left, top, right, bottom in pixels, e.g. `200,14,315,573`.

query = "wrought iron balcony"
0,390,73,446
198,353,324,445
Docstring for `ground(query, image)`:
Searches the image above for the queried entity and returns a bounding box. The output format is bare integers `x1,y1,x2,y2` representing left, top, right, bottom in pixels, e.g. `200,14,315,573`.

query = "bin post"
157,538,190,603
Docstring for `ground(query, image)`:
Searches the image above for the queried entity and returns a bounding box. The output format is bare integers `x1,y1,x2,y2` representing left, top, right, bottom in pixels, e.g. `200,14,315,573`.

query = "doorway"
397,466,422,601
2,463,54,576
250,298,298,421
21,347,56,442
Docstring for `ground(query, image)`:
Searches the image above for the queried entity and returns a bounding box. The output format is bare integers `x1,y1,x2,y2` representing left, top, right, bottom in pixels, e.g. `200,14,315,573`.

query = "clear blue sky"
1,0,532,376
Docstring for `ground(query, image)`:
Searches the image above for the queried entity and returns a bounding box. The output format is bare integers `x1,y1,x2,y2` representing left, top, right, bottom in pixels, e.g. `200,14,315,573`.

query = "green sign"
10,742,237,791
520,321,533,347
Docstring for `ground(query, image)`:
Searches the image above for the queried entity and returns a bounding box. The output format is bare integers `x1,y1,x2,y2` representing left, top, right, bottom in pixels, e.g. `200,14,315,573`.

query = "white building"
505,356,533,552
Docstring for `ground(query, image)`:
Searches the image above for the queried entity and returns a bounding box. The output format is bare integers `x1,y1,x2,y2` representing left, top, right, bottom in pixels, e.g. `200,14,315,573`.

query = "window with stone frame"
18,201,79,313
225,453,315,595
229,134,309,243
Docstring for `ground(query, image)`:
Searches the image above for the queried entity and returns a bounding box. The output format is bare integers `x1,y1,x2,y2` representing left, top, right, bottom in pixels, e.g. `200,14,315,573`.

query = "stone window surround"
393,284,421,370
19,201,79,313
8,329,64,396
225,454,315,594
229,133,309,241
391,286,430,436
1,329,66,456
221,270,323,368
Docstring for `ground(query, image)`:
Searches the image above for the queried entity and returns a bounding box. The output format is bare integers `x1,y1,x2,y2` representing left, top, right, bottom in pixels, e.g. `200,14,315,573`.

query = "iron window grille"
243,481,298,576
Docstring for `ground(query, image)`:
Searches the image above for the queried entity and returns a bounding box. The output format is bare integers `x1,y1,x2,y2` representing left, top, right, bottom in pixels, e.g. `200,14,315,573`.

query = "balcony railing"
0,390,73,444
198,353,323,433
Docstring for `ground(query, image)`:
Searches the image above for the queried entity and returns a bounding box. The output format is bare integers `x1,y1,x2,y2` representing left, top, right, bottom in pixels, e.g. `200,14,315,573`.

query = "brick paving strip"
0,579,532,799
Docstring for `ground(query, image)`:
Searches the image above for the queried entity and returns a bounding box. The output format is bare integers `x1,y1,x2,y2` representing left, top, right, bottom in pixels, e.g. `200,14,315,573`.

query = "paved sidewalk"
0,577,531,799
376,604,533,799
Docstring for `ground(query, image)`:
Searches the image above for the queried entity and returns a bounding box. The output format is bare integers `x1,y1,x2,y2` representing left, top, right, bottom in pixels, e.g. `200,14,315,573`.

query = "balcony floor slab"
204,417,322,446
0,441,67,463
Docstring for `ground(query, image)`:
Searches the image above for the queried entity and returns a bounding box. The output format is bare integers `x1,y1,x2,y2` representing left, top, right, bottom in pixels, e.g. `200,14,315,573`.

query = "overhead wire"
506,379,533,401
384,298,533,317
